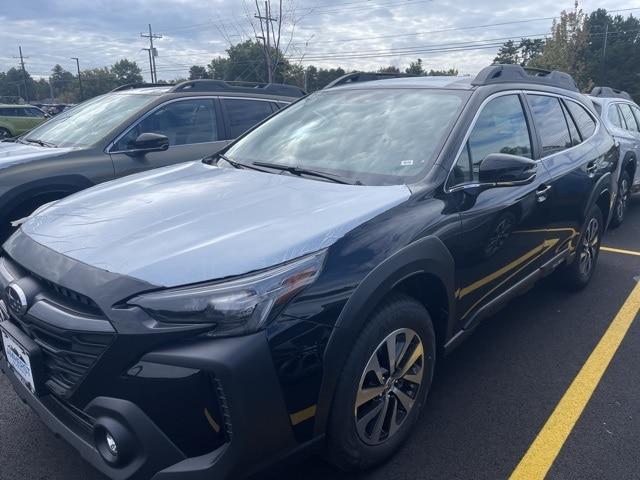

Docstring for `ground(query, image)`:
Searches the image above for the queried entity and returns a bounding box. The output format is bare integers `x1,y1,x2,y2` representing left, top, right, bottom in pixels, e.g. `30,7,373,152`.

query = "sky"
1,0,639,82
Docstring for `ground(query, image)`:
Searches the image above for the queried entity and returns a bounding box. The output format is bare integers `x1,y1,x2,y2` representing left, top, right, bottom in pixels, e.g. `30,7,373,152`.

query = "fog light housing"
94,422,133,466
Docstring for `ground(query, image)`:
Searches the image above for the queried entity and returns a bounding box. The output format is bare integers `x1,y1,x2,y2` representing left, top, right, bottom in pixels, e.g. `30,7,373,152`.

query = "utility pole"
142,48,154,83
255,1,277,83
13,46,29,102
141,24,162,83
601,22,609,84
48,76,54,100
71,57,84,101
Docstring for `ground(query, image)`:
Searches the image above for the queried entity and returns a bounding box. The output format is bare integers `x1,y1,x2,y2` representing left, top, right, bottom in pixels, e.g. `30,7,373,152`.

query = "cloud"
0,0,636,80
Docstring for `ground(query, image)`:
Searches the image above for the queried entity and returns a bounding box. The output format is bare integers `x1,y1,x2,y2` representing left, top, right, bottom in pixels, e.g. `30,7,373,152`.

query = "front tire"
0,128,11,140
610,171,631,229
326,294,436,471
556,204,603,291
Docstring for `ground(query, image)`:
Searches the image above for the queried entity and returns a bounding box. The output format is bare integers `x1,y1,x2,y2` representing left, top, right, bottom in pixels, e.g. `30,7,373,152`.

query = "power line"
294,6,640,46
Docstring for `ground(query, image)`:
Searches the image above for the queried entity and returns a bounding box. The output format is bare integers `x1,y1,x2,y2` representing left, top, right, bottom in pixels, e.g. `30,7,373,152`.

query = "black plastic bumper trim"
1,356,185,480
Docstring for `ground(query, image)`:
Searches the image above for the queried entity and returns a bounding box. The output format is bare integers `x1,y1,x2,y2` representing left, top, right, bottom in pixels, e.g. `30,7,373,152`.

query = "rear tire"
326,293,436,471
555,204,603,291
610,171,631,229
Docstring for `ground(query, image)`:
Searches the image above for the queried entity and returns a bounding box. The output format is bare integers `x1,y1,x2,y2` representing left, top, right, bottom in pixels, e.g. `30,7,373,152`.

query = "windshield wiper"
203,152,273,173
24,138,57,148
203,152,244,169
252,161,361,185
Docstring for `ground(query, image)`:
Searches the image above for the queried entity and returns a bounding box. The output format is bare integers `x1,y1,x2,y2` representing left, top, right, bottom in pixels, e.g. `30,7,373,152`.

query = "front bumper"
1,331,300,480
0,231,302,480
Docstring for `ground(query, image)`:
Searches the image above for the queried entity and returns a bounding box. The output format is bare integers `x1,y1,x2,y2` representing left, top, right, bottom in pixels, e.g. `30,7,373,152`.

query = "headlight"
127,250,326,337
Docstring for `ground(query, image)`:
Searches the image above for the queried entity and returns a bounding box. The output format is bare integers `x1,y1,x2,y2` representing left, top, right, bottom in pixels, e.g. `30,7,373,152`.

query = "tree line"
493,5,640,100
186,40,458,91
0,59,144,104
1,4,636,104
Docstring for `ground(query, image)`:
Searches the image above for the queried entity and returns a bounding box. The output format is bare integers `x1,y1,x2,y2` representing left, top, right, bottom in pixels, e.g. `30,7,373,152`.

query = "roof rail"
590,86,633,101
111,82,173,92
324,72,420,89
471,64,579,92
170,80,306,98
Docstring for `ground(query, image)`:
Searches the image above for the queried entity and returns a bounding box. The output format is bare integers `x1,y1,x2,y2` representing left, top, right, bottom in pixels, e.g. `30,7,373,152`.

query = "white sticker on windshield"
401,160,414,166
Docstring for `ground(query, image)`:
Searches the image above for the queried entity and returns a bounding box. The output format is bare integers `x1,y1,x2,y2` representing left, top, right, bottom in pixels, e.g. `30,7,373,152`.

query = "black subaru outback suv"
0,79,304,240
0,65,617,480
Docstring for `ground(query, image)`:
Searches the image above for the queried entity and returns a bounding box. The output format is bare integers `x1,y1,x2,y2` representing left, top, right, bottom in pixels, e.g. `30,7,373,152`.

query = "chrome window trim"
444,90,601,193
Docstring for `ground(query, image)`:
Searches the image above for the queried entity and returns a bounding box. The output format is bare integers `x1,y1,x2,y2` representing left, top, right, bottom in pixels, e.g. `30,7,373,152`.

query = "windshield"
23,93,159,148
225,88,468,185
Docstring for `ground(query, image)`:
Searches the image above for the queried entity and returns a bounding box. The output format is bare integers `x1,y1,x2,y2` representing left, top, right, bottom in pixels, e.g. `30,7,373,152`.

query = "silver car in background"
590,87,640,227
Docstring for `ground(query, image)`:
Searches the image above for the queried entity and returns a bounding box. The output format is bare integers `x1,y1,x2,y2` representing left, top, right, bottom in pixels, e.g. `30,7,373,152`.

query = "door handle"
586,162,597,174
536,184,552,202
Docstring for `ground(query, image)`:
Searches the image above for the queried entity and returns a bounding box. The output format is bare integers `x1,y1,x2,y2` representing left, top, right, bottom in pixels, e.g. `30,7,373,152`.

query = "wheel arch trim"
313,235,456,436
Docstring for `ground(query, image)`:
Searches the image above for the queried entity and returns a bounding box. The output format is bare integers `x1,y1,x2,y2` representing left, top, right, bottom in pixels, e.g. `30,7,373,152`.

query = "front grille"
1,256,115,398
13,313,114,397
30,272,101,314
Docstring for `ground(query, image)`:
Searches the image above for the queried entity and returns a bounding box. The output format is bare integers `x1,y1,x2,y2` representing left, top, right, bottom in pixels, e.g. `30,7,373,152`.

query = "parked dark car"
0,65,617,480
0,80,304,239
589,86,639,227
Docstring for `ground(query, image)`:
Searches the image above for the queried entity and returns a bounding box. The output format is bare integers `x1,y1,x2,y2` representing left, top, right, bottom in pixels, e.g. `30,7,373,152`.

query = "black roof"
472,65,579,92
111,80,306,98
591,86,633,101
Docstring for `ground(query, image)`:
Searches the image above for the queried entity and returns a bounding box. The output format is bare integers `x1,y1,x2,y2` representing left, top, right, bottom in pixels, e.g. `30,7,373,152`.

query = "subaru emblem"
6,283,28,316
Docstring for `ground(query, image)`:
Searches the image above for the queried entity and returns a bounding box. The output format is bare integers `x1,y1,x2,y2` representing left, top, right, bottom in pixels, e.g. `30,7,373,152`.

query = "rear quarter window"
527,94,573,156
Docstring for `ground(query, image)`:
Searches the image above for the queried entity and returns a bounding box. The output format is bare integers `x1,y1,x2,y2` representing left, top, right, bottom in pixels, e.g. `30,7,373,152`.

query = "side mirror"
478,153,537,187
130,132,169,154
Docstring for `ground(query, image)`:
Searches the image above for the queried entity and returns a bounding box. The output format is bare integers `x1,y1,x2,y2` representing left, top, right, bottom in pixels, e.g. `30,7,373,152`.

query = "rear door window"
619,104,639,132
222,99,274,139
561,102,581,146
527,94,573,156
565,101,596,139
608,104,624,129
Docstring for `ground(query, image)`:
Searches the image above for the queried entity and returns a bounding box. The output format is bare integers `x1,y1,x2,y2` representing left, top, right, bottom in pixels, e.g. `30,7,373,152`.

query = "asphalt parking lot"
1,199,640,480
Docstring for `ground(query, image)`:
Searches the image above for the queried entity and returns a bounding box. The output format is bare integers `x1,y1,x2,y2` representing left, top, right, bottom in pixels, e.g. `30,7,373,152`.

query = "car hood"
0,141,74,168
22,161,411,287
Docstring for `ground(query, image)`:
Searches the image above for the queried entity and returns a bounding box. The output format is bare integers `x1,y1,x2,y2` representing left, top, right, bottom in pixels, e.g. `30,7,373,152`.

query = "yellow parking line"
601,246,640,257
510,281,640,480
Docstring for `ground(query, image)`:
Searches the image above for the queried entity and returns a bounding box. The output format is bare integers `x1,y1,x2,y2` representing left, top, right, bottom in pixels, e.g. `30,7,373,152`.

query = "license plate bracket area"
1,319,45,397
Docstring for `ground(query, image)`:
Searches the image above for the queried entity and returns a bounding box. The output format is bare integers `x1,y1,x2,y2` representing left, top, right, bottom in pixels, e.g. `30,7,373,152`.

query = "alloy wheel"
579,217,600,277
354,328,424,446
616,177,630,222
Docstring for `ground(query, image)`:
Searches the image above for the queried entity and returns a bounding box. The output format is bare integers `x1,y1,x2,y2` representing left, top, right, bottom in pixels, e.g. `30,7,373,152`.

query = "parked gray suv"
0,80,304,239
590,86,640,227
